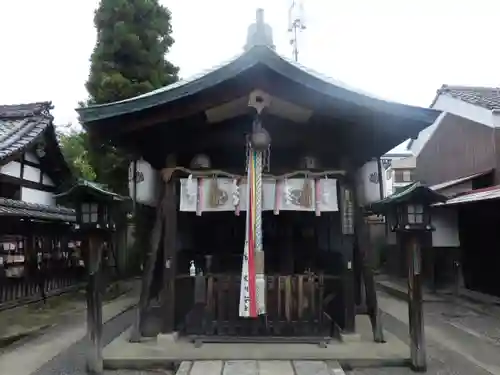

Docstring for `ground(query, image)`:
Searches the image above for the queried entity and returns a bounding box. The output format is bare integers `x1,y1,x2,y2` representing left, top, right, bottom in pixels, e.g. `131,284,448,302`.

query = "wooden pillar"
129,186,165,342
161,179,178,333
353,190,384,342
340,182,356,333
86,235,104,375
407,234,426,372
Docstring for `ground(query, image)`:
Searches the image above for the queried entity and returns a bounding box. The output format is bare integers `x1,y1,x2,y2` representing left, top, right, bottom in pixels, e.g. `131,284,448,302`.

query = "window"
403,170,411,182
407,204,424,224
394,169,415,183
82,203,99,223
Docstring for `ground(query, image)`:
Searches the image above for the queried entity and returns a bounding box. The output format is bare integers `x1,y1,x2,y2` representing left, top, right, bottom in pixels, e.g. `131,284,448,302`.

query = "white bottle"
189,260,196,277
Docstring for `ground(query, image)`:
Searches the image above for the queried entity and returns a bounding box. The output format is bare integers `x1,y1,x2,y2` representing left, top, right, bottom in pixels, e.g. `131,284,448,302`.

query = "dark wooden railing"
176,273,342,339
0,266,86,307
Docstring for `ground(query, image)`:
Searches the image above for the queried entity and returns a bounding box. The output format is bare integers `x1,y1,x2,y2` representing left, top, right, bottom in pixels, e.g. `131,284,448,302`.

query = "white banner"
180,177,339,213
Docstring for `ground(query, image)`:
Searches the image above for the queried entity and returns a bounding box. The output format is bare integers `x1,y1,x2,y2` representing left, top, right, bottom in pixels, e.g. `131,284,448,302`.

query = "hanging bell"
250,128,271,151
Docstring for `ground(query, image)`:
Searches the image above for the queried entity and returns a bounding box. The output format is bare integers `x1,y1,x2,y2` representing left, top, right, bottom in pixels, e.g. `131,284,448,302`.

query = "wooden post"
354,198,384,342
407,234,426,372
161,180,178,333
343,244,356,333
340,182,356,333
129,190,165,342
86,235,104,375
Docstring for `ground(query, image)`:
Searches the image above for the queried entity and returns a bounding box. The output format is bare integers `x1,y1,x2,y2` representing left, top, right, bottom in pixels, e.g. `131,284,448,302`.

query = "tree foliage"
57,125,97,181
73,0,179,195
86,0,179,104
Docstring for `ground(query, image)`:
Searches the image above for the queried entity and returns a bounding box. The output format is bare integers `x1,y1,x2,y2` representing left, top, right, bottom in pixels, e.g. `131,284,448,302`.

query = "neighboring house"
381,86,500,297
0,102,73,205
0,102,81,304
384,85,500,188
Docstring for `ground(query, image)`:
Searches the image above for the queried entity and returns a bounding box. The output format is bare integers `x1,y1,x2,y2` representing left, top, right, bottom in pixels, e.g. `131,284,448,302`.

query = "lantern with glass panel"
77,197,112,231
390,201,433,232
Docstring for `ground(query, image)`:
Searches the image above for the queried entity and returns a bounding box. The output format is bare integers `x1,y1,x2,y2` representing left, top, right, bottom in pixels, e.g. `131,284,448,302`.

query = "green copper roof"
367,182,447,214
77,45,440,125
54,179,128,202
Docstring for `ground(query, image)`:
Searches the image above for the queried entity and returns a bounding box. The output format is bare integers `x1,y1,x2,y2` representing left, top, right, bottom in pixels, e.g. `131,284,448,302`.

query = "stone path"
175,360,345,375
0,282,139,375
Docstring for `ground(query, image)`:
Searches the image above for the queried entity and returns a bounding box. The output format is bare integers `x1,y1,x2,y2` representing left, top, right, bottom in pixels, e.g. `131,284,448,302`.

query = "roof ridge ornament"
244,9,275,51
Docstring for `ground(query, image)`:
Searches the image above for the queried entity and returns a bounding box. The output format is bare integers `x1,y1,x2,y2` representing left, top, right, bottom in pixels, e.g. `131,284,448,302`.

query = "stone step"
175,360,345,375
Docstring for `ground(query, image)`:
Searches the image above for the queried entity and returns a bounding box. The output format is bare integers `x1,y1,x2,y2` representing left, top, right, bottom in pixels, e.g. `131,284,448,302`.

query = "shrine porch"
103,315,408,370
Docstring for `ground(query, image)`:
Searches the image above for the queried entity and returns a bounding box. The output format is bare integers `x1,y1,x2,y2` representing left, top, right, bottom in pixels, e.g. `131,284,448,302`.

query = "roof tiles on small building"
435,185,500,206
0,197,75,222
0,102,53,162
437,85,500,110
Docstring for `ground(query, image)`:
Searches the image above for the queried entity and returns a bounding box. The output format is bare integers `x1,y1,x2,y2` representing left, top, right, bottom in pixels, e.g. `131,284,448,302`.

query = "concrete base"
103,316,409,370
339,332,361,343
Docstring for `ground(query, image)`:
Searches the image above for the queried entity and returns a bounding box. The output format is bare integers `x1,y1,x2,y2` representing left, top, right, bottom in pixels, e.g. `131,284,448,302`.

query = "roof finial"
244,9,275,51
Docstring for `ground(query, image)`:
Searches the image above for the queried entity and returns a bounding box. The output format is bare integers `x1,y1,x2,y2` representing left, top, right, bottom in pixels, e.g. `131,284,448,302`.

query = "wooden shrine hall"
78,10,440,343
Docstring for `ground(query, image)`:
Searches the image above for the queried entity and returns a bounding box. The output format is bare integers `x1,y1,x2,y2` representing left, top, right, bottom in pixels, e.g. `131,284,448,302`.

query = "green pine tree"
86,0,179,104
82,0,179,194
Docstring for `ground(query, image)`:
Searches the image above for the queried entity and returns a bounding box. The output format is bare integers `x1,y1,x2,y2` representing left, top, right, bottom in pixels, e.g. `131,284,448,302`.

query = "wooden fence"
0,267,86,306
176,273,342,338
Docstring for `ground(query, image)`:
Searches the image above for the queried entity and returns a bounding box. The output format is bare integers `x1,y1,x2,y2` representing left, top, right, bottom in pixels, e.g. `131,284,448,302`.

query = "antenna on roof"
288,0,306,62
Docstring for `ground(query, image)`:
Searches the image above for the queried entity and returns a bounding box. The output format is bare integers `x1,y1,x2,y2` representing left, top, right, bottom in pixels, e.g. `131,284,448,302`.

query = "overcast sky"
0,0,499,126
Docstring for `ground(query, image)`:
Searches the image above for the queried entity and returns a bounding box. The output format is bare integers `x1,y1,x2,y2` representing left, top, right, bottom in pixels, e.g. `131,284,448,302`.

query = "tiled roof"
437,85,500,110
0,102,53,162
429,170,493,192
434,185,500,207
367,181,447,213
0,198,75,222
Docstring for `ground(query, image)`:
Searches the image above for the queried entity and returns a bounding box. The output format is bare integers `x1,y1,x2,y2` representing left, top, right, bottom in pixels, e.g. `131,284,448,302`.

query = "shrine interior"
176,211,344,276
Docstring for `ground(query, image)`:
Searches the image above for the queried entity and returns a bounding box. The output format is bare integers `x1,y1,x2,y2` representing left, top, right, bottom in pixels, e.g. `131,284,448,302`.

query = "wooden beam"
0,173,56,193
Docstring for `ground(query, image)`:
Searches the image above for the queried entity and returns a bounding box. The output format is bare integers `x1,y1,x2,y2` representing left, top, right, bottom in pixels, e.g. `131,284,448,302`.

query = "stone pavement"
372,290,500,375
376,276,500,317
0,278,136,348
0,280,139,375
172,360,345,375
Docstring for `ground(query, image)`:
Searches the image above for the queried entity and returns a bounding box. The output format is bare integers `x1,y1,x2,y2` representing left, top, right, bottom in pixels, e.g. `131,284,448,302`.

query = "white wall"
432,207,460,247
24,152,39,164
21,187,55,206
0,153,57,206
434,95,494,127
0,161,21,178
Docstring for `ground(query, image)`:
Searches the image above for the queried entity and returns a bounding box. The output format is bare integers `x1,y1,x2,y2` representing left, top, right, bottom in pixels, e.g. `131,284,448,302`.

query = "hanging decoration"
232,178,241,215
239,90,271,318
